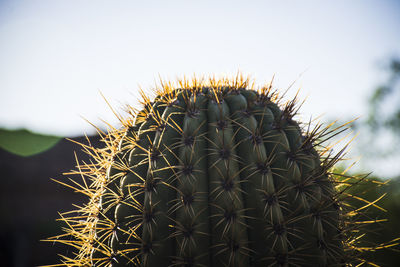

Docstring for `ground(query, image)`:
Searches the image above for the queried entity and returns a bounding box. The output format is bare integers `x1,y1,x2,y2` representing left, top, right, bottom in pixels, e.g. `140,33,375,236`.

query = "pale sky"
1,0,400,137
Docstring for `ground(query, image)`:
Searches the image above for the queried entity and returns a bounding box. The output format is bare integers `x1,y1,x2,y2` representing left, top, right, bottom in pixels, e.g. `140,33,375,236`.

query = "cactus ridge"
49,75,390,266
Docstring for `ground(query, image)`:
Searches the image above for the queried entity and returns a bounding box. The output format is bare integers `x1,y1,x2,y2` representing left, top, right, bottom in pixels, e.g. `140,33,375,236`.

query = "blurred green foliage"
0,128,61,157
334,170,400,265
368,59,400,136
352,58,400,159
330,58,400,265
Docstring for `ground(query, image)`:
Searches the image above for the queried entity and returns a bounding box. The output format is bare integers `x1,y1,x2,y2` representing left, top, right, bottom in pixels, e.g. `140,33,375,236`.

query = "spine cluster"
50,76,385,267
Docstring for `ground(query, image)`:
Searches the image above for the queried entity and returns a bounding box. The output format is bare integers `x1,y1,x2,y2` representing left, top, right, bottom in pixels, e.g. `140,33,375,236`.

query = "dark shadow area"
0,135,102,267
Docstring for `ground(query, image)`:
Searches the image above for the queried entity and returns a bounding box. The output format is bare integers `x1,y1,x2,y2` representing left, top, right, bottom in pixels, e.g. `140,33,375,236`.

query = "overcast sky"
1,0,400,137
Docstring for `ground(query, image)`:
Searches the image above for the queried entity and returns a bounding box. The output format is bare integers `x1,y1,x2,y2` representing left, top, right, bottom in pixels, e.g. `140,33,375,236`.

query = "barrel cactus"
52,76,383,266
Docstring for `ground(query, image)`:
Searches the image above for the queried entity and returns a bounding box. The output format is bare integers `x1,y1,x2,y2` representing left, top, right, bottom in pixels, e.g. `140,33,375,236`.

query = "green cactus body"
53,77,370,266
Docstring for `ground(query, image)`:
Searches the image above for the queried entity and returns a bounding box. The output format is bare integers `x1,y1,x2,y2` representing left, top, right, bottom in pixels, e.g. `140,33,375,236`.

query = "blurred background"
0,0,399,266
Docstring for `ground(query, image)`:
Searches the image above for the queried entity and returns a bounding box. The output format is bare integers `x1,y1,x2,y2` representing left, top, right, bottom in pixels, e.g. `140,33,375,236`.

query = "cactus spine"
52,76,379,266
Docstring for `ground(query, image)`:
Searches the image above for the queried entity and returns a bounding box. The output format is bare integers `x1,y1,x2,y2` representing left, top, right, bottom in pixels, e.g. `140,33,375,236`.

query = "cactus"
51,76,389,266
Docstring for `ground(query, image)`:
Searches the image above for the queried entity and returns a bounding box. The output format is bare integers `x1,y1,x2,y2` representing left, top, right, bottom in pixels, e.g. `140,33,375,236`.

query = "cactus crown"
50,75,388,266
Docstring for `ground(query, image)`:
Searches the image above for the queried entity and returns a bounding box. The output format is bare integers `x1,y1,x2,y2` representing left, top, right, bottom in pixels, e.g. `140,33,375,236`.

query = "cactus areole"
55,77,360,266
